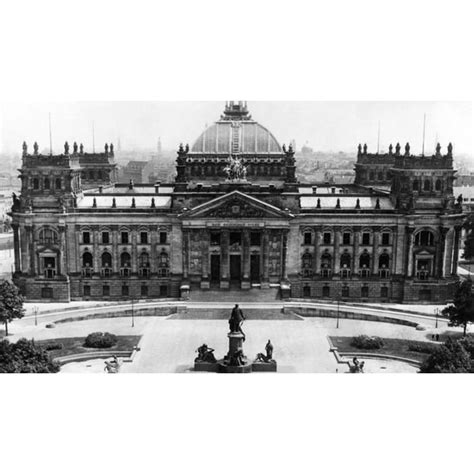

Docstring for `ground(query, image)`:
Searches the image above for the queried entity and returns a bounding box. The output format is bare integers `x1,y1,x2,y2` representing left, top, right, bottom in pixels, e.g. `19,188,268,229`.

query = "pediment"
181,191,292,219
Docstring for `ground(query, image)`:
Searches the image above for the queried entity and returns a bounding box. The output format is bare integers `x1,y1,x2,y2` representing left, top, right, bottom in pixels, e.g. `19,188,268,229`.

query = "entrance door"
230,255,241,281
250,254,260,282
210,255,221,282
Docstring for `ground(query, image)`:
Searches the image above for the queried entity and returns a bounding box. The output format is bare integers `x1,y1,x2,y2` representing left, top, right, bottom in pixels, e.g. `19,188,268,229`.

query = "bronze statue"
73,142,78,154
195,344,217,363
405,142,410,156
224,156,247,181
363,143,367,154
110,143,114,154
448,142,453,155
229,304,246,340
436,143,441,155
22,141,28,155
105,143,109,154
79,143,84,154
64,141,69,154
33,142,39,155
395,142,401,155
256,339,274,363
389,144,393,155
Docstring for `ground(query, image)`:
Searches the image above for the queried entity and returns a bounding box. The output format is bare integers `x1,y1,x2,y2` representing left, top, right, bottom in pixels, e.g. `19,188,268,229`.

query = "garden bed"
329,336,438,363
36,335,141,359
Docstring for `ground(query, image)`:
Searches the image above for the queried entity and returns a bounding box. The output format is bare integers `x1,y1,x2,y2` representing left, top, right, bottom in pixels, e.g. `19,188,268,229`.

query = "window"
121,285,129,297
230,232,242,246
43,257,56,278
102,231,110,244
381,232,390,246
121,231,129,244
82,231,91,244
55,178,62,190
82,252,93,268
159,285,168,297
303,286,311,298
320,253,332,277
103,285,110,297
343,232,351,245
39,228,58,245
141,285,148,297
250,232,261,246
41,287,53,299
359,253,370,276
377,172,384,181
380,286,388,298
120,252,131,267
140,232,148,244
323,232,331,245
362,232,370,246
416,259,431,280
361,285,369,298
302,252,313,278
415,230,434,247
369,172,375,181
83,285,91,297
379,254,390,278
322,285,330,298
159,232,167,244
210,232,221,246
101,252,112,268
435,179,442,191
423,179,431,192
413,180,419,191
304,232,312,245
44,178,50,190
33,178,39,190
340,253,351,269
342,286,349,298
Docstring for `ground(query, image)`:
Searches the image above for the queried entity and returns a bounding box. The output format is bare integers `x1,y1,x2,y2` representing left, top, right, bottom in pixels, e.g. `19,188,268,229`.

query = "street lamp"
336,298,340,329
34,305,38,327
435,308,439,329
131,297,135,328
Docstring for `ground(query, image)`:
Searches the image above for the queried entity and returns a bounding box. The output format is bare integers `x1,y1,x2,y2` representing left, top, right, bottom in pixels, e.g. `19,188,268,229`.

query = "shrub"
84,332,118,349
351,335,384,350
0,338,60,373
408,342,436,354
420,338,472,373
44,343,63,351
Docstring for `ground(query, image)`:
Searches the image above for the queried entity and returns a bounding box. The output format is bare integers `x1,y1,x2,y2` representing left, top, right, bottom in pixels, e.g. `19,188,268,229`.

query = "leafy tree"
420,338,472,373
442,279,474,337
0,280,25,336
0,338,60,373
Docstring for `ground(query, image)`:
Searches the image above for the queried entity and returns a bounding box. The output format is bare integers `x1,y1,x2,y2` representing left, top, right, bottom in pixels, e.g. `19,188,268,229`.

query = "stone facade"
10,102,465,303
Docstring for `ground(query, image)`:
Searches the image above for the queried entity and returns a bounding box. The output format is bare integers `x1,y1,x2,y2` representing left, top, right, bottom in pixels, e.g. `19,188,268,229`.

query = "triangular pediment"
181,191,292,219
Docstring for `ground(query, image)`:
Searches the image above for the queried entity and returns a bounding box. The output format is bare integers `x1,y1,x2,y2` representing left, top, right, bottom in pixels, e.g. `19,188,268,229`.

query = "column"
131,228,137,273
406,227,415,277
182,229,189,280
261,230,269,288
58,225,67,275
281,229,289,281
333,227,341,275
452,226,461,275
220,229,229,289
443,228,454,277
242,229,251,289
353,226,360,275
93,227,100,275
437,227,448,278
201,229,210,289
12,224,21,273
112,227,119,274
25,225,34,275
371,227,379,275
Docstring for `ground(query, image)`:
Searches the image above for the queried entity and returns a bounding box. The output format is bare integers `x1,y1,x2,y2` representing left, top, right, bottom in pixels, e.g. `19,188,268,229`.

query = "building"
120,160,151,184
10,102,465,302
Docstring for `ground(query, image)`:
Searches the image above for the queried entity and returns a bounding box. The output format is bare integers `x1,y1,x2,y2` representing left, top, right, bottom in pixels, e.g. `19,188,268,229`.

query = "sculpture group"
194,304,277,373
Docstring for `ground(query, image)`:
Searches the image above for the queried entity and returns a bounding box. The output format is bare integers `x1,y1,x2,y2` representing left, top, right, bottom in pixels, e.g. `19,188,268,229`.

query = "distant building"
120,160,151,184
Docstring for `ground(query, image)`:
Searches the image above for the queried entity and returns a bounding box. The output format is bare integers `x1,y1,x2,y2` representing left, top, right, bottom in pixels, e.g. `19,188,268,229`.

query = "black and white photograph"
1,2,473,474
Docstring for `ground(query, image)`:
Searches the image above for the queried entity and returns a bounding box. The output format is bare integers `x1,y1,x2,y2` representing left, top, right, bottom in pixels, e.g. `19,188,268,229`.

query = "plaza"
5,297,456,373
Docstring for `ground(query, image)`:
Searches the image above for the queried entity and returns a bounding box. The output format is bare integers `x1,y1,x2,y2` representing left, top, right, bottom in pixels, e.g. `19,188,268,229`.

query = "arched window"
139,252,150,268
89,170,95,180
97,170,103,180
101,252,112,267
120,252,131,267
39,228,58,245
44,178,50,190
423,179,431,191
377,172,384,181
379,253,390,268
321,252,332,270
413,180,419,191
340,253,351,269
33,178,39,190
359,253,371,269
302,252,312,269
369,171,375,181
82,252,93,268
158,251,169,267
435,179,442,191
55,178,62,190
415,230,435,246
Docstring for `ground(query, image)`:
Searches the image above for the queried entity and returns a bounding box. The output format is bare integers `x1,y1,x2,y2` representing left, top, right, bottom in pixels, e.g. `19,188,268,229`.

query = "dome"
191,102,282,154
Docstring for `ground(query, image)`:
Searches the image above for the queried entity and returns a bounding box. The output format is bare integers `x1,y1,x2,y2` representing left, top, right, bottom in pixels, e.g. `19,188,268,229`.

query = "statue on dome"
73,142,78,154
224,156,247,182
389,144,393,155
22,141,28,156
395,143,401,155
436,143,441,155
405,142,410,156
448,142,453,155
79,143,84,154
33,142,39,155
64,141,69,155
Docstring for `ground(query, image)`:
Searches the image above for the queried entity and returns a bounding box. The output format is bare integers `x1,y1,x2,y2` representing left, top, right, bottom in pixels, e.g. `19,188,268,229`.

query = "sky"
0,101,472,157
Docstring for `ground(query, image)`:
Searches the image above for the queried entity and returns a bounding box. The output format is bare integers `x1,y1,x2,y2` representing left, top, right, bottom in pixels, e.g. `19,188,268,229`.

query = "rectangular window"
159,285,168,297
210,232,221,246
102,232,110,244
380,286,388,298
322,286,330,298
304,232,312,245
121,232,129,244
103,285,110,297
362,233,370,246
323,232,331,245
83,285,91,297
381,233,390,246
141,285,148,297
361,286,369,298
250,232,261,246
41,287,53,299
140,232,148,244
83,231,91,244
159,232,167,244
343,232,351,245
303,286,311,298
121,285,129,297
342,286,349,298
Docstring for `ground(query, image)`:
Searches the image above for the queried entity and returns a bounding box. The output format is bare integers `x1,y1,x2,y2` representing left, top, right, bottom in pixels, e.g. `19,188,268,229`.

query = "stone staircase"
188,287,280,303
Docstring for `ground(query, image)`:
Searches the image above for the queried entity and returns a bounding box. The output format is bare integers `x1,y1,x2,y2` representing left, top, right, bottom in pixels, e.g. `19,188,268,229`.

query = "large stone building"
10,102,465,302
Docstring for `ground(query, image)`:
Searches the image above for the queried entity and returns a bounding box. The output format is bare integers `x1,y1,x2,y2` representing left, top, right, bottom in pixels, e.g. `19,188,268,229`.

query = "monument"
193,305,277,373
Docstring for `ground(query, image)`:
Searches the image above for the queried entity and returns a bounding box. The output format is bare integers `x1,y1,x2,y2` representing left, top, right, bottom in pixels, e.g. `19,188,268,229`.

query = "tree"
0,280,25,336
442,279,474,337
420,338,472,373
0,338,60,373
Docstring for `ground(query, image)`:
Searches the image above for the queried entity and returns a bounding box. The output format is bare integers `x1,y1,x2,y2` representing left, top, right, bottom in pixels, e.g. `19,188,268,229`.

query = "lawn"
329,336,438,363
36,335,141,359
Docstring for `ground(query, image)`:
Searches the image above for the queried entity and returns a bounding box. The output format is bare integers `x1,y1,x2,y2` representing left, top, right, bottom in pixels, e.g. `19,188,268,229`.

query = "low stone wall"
53,306,178,324
288,306,419,328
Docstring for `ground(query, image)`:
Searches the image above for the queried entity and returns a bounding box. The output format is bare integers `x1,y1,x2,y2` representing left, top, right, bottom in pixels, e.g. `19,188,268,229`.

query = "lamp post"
336,298,340,329
131,297,135,328
435,308,439,329
34,305,38,327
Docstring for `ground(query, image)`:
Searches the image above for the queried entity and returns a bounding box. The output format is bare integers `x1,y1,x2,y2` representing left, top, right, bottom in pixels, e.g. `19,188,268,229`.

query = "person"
229,304,246,341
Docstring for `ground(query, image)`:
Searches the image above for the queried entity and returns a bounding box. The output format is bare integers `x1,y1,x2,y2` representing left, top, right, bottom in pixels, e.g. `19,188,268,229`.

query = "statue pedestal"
252,360,277,372
218,332,253,373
